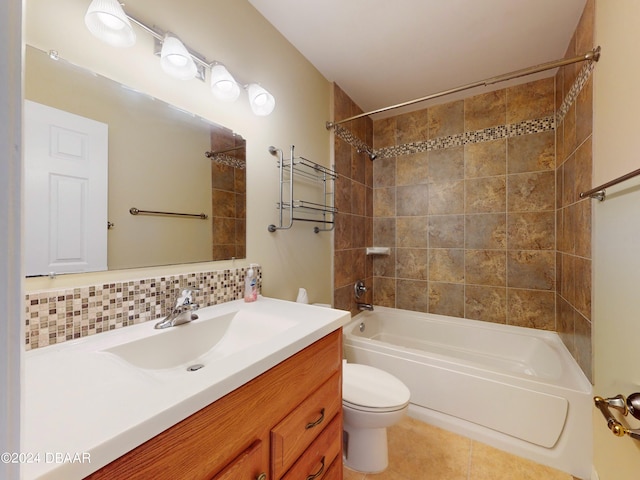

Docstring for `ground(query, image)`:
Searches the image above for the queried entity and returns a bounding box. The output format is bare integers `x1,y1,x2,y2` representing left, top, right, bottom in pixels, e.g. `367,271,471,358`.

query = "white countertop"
22,297,350,479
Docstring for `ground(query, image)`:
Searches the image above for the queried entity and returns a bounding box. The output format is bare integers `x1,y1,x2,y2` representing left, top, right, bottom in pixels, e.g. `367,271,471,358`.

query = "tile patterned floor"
342,417,575,480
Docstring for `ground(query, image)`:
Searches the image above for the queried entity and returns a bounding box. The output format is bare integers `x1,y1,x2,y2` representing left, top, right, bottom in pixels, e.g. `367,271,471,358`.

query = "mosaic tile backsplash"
25,265,261,350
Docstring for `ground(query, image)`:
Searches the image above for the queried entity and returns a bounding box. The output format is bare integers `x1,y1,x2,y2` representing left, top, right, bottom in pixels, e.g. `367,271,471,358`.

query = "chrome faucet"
155,288,200,329
357,302,374,311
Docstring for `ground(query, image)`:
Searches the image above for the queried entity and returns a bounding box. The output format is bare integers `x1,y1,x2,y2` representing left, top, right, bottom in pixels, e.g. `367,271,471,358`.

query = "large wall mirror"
24,45,246,276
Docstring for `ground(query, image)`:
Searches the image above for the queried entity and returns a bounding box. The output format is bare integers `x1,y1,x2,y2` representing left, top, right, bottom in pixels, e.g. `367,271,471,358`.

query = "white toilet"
342,362,411,473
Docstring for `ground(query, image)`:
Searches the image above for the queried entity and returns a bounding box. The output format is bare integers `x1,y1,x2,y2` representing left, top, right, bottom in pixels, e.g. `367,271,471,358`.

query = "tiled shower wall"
332,0,594,380
555,0,594,381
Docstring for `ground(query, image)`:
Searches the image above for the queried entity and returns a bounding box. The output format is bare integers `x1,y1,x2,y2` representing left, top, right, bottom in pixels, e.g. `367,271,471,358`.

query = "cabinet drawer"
210,440,266,480
321,457,342,480
280,413,341,480
271,372,341,479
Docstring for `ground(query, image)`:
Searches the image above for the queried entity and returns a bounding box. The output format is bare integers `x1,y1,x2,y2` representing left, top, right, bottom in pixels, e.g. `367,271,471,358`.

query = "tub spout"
357,302,374,311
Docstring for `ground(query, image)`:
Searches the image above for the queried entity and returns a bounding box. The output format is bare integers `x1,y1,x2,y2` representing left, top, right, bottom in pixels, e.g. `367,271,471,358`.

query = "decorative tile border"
24,265,261,350
209,153,246,169
333,58,597,158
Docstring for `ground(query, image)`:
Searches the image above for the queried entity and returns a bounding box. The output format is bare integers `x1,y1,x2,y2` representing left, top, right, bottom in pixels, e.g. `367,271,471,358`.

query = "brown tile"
334,249,354,289
507,211,555,250
576,0,595,55
373,249,396,278
374,217,396,247
428,215,464,248
465,90,506,131
352,149,367,185
335,212,353,250
397,184,428,216
507,171,555,212
336,176,352,213
429,282,465,317
469,441,572,480
373,187,396,217
428,180,464,215
465,213,507,250
507,130,555,174
576,77,593,146
428,100,464,139
575,200,591,258
561,154,575,208
465,250,506,287
397,248,428,281
373,156,396,188
343,467,365,480
506,78,555,124
563,36,578,96
373,276,396,307
397,152,428,186
465,176,507,214
396,108,429,144
465,285,507,324
429,249,464,283
507,289,556,330
574,137,592,205
429,146,464,182
352,215,367,249
563,102,577,157
212,189,235,217
352,181,366,216
556,294,576,353
373,117,396,149
574,256,591,320
561,253,575,304
465,139,506,179
334,284,354,313
507,250,555,291
556,119,565,166
333,83,351,122
396,279,428,312
397,216,428,248
575,314,593,382
335,136,353,178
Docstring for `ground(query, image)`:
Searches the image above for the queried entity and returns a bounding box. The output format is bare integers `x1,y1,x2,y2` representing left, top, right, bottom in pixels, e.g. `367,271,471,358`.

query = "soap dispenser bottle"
244,264,258,302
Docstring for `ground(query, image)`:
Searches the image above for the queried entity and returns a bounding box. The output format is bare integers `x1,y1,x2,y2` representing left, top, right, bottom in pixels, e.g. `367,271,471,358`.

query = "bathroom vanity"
23,298,348,480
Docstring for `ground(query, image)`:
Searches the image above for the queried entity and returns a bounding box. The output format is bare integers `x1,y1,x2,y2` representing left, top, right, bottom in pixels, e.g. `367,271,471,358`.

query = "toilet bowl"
342,362,410,473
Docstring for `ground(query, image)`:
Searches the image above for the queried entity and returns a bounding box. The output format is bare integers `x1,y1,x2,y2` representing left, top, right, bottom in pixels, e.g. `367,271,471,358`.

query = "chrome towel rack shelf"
580,167,640,201
129,207,208,219
267,145,337,233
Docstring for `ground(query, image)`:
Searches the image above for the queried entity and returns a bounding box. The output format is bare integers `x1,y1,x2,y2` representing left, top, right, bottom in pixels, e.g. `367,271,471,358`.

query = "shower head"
357,147,377,161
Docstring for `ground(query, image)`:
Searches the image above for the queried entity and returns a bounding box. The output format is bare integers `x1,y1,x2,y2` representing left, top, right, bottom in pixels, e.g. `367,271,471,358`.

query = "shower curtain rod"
326,46,601,129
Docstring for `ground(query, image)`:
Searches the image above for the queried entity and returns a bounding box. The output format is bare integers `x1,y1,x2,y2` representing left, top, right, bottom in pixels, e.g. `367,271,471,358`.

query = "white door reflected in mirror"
24,100,108,276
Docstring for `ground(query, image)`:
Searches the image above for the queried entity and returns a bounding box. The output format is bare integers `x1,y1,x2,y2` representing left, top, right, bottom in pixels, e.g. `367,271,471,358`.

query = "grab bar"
594,394,640,441
129,207,208,219
580,167,640,201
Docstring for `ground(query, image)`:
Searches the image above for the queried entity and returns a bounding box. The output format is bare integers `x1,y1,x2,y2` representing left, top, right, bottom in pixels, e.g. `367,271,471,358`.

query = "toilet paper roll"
296,287,309,304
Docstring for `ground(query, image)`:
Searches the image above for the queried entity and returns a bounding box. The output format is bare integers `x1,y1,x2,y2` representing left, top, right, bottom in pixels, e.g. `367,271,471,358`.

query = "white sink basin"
104,308,298,370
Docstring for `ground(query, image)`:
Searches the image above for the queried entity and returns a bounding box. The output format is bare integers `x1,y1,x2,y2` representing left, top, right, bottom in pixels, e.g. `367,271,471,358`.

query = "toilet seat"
343,363,410,413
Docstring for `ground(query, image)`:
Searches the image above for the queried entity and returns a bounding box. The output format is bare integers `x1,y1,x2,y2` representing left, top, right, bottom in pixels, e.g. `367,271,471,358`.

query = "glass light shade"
160,34,198,80
210,64,240,102
247,83,276,116
84,0,136,47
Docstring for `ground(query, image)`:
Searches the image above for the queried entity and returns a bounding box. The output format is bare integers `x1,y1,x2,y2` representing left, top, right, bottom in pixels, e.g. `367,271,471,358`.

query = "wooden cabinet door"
211,440,266,480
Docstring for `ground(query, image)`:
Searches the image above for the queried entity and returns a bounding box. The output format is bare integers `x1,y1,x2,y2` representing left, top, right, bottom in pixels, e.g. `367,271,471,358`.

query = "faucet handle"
174,287,201,308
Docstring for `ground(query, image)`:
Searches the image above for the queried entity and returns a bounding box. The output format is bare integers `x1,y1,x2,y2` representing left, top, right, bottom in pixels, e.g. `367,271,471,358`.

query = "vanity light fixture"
83,1,276,115
210,64,241,102
84,0,136,48
160,34,198,80
247,83,276,116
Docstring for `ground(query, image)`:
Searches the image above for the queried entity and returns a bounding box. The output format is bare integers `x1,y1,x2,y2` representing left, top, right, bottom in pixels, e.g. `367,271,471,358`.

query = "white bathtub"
343,306,592,479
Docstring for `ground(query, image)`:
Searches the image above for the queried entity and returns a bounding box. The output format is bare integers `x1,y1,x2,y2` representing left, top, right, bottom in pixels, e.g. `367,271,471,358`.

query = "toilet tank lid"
343,363,410,409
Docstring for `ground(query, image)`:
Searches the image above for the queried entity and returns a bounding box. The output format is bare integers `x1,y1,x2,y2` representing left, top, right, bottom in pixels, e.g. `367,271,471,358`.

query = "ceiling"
248,0,588,118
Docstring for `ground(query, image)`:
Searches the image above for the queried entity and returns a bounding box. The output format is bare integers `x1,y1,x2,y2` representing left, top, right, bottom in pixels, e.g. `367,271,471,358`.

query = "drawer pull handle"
256,474,266,480
305,408,325,430
305,456,325,480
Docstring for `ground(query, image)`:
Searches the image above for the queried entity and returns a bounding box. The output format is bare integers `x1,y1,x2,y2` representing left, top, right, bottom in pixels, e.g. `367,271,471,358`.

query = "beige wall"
23,0,333,303
593,0,640,478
